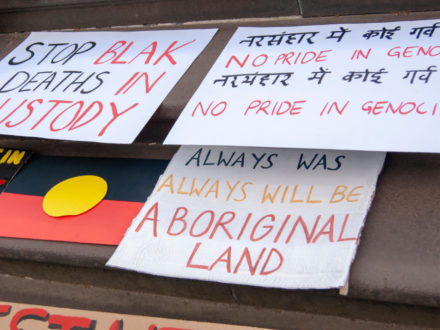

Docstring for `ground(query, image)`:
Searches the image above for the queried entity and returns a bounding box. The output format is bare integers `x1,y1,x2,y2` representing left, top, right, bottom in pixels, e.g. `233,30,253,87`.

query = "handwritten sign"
165,19,440,152
108,146,385,289
0,29,216,143
0,148,31,193
0,301,261,330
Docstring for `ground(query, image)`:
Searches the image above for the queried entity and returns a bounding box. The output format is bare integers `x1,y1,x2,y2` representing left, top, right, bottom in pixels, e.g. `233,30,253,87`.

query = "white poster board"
0,29,216,143
165,19,440,152
108,146,385,289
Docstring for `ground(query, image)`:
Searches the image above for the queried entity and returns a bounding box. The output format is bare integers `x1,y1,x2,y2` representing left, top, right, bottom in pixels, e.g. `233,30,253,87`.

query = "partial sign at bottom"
0,301,263,330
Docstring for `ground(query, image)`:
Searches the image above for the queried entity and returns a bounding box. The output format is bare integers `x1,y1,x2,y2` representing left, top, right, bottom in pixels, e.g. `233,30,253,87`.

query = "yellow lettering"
261,184,281,204
306,185,322,203
235,181,252,202
289,185,303,203
226,180,240,201
329,185,348,203
0,149,12,164
189,178,210,197
204,180,219,198
6,150,26,165
156,174,174,193
347,185,364,202
177,176,190,195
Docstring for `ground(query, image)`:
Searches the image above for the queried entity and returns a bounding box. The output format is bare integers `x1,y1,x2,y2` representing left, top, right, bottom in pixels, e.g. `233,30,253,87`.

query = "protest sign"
0,29,216,143
165,19,440,152
108,146,385,289
0,301,261,330
0,148,31,193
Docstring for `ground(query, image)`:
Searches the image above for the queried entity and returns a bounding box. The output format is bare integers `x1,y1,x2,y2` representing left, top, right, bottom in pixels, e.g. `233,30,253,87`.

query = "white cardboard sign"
108,146,385,289
165,19,440,152
0,30,216,143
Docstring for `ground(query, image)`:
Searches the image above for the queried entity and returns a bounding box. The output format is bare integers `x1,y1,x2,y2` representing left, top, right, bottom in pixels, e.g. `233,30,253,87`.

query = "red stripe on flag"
0,192,144,245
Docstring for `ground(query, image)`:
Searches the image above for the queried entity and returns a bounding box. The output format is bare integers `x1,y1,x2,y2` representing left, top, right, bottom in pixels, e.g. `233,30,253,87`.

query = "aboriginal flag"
0,155,168,245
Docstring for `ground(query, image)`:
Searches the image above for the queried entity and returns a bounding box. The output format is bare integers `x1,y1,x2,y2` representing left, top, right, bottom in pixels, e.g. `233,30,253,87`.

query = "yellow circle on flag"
43,175,108,217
